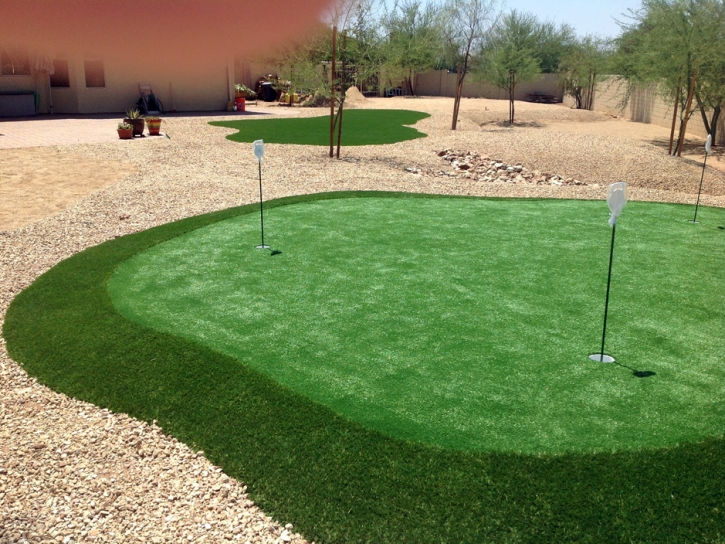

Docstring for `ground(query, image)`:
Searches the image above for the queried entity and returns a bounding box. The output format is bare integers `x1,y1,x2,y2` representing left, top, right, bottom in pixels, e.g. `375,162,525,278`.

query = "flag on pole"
590,182,629,363
254,139,265,162
607,182,628,227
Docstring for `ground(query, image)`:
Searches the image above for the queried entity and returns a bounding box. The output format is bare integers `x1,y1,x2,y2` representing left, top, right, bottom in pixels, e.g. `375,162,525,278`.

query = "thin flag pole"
691,154,707,224
253,139,270,249
590,182,628,364
258,160,265,247
599,224,617,362
690,134,712,224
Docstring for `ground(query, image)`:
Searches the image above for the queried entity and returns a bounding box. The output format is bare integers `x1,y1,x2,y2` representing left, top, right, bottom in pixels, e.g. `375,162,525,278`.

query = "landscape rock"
432,150,591,186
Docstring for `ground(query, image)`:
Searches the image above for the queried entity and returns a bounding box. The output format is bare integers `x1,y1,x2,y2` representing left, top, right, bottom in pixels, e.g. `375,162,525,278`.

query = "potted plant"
117,122,133,140
145,116,162,136
234,84,256,111
124,108,145,137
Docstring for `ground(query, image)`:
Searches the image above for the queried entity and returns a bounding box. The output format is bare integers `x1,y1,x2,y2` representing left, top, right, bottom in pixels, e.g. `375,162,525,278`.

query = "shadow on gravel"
479,120,545,128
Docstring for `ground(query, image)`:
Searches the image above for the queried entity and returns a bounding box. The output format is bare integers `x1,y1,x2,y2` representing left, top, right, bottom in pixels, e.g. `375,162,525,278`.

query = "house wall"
415,70,561,101
564,76,725,145
0,44,234,115
0,56,44,116
72,53,232,114
49,57,80,113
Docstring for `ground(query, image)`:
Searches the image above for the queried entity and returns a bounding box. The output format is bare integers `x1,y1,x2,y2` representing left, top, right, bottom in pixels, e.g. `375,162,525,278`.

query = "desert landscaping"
1,96,724,543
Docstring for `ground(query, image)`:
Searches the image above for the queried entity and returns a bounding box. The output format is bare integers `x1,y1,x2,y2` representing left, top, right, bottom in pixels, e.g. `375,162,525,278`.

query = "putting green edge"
4,191,725,544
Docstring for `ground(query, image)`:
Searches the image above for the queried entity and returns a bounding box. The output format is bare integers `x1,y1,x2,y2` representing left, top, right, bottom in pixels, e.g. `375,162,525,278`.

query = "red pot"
117,128,133,140
235,97,246,112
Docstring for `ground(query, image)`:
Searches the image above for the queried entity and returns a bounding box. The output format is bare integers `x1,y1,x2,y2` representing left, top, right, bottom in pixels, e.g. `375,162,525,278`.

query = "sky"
502,0,642,38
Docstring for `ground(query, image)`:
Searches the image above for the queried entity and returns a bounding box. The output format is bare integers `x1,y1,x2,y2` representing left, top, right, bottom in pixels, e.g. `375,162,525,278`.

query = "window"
50,59,70,87
1,48,31,76
84,60,105,87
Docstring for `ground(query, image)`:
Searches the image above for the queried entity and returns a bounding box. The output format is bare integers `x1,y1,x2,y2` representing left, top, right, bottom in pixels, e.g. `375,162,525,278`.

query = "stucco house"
0,0,330,116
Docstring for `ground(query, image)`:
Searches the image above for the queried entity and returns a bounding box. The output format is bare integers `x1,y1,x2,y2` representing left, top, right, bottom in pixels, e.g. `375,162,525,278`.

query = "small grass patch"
4,192,725,543
210,109,429,145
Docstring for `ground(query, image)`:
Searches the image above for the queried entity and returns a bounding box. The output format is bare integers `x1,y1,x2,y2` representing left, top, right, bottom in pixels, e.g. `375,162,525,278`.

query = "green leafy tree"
532,20,578,74
476,10,542,123
382,0,444,95
440,0,501,130
612,0,724,150
558,36,609,110
266,0,390,157
693,0,724,143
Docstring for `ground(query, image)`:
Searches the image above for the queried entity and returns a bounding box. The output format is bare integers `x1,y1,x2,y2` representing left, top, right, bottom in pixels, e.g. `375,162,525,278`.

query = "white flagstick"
253,140,270,249
590,182,628,363
689,134,712,224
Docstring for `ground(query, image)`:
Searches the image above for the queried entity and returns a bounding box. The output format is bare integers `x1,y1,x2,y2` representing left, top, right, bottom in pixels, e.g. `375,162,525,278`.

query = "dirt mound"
344,86,367,108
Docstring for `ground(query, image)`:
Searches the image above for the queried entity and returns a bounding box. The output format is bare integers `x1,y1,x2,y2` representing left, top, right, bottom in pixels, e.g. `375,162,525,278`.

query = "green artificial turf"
106,196,725,454
209,109,429,145
4,192,725,543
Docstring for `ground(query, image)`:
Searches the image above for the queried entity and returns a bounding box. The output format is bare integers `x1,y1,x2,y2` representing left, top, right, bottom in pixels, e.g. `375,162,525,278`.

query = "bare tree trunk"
336,101,345,159
288,64,294,108
587,72,596,110
452,62,463,130
676,68,698,157
336,32,347,159
669,82,682,155
508,70,515,124
329,26,337,159
695,92,711,136
710,104,721,145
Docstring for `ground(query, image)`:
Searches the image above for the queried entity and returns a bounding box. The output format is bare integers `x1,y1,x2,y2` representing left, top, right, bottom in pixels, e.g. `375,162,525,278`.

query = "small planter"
145,117,162,136
124,117,145,137
117,127,133,140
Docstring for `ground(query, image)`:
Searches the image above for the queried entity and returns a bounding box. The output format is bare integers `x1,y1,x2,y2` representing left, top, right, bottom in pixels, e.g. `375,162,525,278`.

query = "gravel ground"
2,97,724,544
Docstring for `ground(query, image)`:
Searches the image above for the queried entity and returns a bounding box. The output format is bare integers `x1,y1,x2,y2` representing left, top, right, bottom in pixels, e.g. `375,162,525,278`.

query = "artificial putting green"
107,196,725,453
210,109,429,145
4,192,725,543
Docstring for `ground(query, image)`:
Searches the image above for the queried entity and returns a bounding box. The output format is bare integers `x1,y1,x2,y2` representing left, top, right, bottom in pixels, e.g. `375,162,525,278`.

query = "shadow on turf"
613,361,656,378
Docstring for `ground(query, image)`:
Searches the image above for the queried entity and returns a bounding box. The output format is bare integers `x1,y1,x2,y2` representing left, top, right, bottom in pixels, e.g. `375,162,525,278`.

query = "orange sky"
2,0,332,60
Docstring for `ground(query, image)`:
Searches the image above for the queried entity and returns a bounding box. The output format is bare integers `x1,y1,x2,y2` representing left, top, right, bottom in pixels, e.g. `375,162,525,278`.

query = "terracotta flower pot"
146,118,162,136
124,118,145,137
117,128,133,140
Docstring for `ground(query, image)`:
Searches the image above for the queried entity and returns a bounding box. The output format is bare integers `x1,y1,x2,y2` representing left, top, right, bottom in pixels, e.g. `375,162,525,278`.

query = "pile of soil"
344,86,367,108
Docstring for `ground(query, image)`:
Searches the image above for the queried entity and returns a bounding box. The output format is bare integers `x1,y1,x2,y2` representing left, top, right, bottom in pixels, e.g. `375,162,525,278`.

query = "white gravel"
2,97,724,544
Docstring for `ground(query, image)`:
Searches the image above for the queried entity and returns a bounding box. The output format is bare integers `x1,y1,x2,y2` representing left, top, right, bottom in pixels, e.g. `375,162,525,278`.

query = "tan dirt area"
1,96,724,543
0,150,133,230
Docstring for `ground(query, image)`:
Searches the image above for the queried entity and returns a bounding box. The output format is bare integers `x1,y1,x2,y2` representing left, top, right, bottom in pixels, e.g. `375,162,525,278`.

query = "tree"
558,36,609,110
440,0,501,130
612,0,724,150
266,0,389,157
693,0,724,144
531,20,577,74
266,22,333,100
382,0,444,95
476,10,542,123
328,0,389,155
